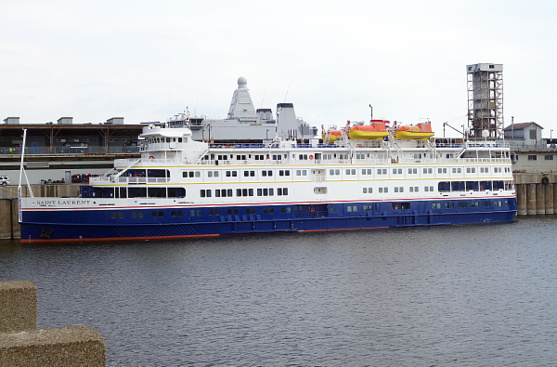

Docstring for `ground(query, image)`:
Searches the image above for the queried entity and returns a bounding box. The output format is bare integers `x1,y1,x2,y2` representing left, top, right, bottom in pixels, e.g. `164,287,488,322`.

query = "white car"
0,176,10,185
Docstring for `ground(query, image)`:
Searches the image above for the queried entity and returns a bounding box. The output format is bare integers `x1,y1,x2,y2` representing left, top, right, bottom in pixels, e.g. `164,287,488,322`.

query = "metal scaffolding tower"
467,63,503,139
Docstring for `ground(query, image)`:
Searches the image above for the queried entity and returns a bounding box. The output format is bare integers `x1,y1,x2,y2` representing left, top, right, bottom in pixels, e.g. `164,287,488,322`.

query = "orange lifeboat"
395,121,434,140
349,120,389,140
322,130,342,143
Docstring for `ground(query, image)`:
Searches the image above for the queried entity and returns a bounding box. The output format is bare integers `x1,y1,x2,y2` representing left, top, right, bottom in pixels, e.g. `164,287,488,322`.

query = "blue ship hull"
20,198,517,243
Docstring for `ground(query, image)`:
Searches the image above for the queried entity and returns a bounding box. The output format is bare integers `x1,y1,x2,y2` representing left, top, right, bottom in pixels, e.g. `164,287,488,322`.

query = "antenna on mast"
284,83,290,102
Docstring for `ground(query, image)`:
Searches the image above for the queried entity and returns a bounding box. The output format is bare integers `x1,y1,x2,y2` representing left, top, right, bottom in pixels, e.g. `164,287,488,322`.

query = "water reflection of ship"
167,77,318,143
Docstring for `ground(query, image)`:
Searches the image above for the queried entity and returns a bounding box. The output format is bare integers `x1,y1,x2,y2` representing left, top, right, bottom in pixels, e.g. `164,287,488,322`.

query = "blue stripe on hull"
20,199,517,242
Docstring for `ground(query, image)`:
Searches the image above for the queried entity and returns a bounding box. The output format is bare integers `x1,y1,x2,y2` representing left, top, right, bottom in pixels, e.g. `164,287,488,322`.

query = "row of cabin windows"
208,154,287,161
145,137,184,144
111,207,293,219
438,180,508,192
208,207,292,216
181,166,511,180
200,187,289,198
92,187,186,199
362,181,511,195
322,153,350,160
527,155,555,161
186,169,299,179
110,199,513,220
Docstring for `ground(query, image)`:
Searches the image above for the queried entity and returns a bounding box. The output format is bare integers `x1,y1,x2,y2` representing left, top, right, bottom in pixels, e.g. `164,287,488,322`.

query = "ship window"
458,202,467,208
546,155,554,160
128,187,147,198
200,189,212,198
263,207,275,214
167,187,186,198
408,168,417,174
225,170,238,177
362,169,373,175
431,202,441,209
244,170,255,177
278,188,289,196
465,181,479,191
279,170,291,176
208,209,220,216
451,181,465,191
280,207,292,213
189,209,202,217
227,208,239,215
452,168,462,174
466,167,476,173
171,210,183,217
482,201,491,207
148,169,169,178
493,181,504,190
409,186,419,192
313,187,327,194
528,154,537,161
423,168,433,174
183,171,200,178
438,168,448,174
470,201,479,207
151,211,164,217
207,171,219,178
438,182,451,192
480,181,492,190
115,212,123,219
245,208,257,214
148,188,166,198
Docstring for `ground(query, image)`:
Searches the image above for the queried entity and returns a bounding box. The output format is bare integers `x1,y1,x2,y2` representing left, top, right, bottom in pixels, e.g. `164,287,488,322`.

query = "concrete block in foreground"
0,325,106,367
0,281,37,332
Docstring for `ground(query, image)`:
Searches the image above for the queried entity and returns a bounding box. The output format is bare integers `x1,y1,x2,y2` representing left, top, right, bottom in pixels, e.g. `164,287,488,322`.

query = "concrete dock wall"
0,280,106,367
513,173,557,217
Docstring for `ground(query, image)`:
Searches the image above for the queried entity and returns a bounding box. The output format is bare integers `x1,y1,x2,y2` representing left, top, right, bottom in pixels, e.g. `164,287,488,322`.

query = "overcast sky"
2,0,556,136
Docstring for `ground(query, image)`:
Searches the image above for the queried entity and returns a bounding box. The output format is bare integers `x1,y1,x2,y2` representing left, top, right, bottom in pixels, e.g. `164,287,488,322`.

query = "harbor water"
1,217,557,366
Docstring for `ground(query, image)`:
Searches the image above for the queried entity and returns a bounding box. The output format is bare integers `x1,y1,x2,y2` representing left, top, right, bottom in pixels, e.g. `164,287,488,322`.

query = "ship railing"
89,176,170,184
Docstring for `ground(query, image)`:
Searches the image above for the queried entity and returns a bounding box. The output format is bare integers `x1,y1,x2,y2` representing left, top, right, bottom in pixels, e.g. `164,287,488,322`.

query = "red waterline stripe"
21,233,220,244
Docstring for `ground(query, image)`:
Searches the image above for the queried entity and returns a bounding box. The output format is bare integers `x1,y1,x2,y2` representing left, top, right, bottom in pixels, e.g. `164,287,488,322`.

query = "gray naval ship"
168,77,318,142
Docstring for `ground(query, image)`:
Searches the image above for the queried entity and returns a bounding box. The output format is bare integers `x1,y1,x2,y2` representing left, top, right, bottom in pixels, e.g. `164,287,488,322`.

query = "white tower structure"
227,76,256,121
467,63,503,139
